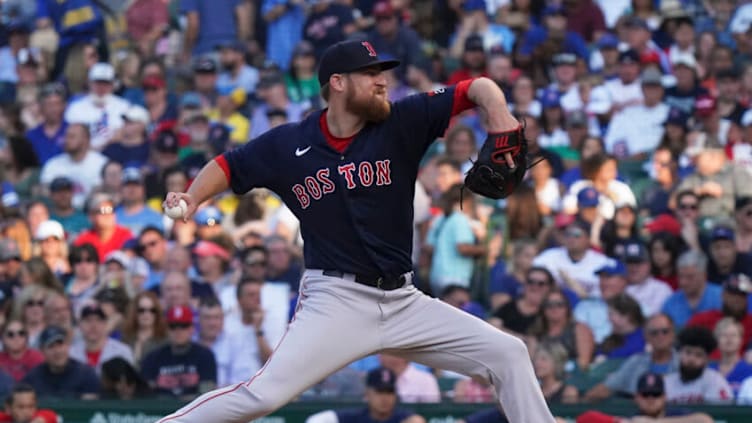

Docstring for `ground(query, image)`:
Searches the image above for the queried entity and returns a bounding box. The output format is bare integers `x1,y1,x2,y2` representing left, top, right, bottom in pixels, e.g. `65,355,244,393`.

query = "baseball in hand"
164,199,188,219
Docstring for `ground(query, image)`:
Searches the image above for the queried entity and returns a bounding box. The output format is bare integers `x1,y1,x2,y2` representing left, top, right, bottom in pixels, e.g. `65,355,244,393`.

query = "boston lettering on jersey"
292,160,392,209
220,80,475,278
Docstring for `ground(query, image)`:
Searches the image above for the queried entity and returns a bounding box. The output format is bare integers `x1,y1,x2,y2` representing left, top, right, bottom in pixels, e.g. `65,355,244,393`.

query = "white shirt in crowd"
532,247,611,298
396,364,441,403
625,277,673,317
664,368,733,404
562,180,637,220
204,331,233,388
604,102,669,158
40,150,108,209
588,79,643,116
65,94,131,150
536,179,563,214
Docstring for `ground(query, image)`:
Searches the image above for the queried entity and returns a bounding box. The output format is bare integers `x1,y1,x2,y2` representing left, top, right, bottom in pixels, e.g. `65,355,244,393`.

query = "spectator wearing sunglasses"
490,267,554,337
0,320,44,381
578,372,714,422
65,244,101,317
121,291,166,364
529,289,594,371
12,285,51,350
584,313,679,402
74,194,133,262
672,190,702,251
140,305,217,398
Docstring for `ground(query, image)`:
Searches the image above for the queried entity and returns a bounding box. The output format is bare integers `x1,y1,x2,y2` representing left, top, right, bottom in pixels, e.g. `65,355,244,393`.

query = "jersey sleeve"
221,131,278,194
391,85,460,161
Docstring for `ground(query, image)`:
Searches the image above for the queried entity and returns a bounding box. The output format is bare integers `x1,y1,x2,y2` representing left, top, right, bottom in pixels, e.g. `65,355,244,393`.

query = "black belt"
322,270,411,290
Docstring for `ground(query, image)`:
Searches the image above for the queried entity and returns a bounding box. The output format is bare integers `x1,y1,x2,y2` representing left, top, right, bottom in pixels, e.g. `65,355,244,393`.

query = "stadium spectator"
25,83,66,165
96,161,124,205
13,285,50,349
32,220,68,277
69,301,134,374
140,305,216,398
573,259,628,343
709,317,752,397
42,294,74,336
160,272,193,311
647,232,684,291
490,266,554,337
592,203,640,259
584,313,679,401
207,85,249,144
216,40,258,96
532,341,578,403
102,105,151,168
100,357,151,400
641,146,680,217
39,123,108,209
23,325,100,399
735,197,752,253
379,354,440,403
302,0,356,59
596,293,646,359
578,372,714,423
533,220,610,299
116,169,164,236
0,383,60,423
446,35,488,86
73,194,133,262
706,225,752,284
664,326,732,403
664,53,707,114
179,0,252,58
250,71,308,139
366,1,424,83
265,235,302,292
488,239,538,310
530,289,594,371
687,274,752,357
662,250,722,328
304,367,424,423
137,227,169,290
121,291,166,364
195,296,231,387
0,320,44,382
622,242,673,317
604,68,669,162
191,58,219,108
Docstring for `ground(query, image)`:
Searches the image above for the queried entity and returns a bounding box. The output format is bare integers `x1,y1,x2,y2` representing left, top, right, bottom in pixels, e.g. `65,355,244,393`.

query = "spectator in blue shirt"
115,167,164,235
662,250,722,328
25,83,67,165
261,0,305,71
180,0,251,58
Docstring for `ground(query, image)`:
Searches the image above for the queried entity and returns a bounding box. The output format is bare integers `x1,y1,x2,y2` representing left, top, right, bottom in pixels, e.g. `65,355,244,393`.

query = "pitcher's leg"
386,296,555,423
158,278,382,423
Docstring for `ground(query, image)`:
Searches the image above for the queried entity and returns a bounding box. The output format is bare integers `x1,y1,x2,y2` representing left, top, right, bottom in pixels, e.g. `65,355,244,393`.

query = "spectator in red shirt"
0,320,44,382
74,193,133,262
687,274,752,359
446,35,487,86
0,383,60,423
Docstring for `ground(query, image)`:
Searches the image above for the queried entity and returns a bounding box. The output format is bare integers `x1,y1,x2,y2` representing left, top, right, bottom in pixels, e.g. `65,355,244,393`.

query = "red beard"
345,89,391,122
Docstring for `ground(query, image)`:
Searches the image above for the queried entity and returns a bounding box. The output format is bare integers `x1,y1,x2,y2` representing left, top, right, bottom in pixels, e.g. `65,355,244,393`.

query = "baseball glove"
463,124,528,200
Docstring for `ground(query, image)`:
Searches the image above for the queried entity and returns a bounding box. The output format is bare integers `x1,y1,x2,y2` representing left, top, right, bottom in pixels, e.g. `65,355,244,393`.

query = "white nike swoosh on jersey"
295,146,312,156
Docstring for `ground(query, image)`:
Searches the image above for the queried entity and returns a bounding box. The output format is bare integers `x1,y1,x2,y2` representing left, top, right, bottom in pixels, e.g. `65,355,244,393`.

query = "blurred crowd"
3,0,752,420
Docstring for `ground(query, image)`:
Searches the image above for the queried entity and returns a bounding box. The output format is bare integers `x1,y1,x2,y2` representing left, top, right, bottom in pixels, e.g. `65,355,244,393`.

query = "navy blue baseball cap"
710,225,735,242
577,187,599,208
194,206,223,226
317,40,400,87
366,367,397,392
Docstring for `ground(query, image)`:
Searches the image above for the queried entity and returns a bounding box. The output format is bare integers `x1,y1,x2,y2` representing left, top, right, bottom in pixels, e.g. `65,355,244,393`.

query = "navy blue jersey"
336,407,413,423
223,87,458,279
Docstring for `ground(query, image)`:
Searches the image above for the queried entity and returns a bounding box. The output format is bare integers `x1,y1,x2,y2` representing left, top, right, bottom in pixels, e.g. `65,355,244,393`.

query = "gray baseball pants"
157,270,555,423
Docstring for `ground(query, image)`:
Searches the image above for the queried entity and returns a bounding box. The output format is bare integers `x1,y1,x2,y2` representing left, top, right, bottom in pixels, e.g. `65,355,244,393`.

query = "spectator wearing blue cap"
179,0,252,57
538,88,569,151
662,250,722,328
207,84,250,144
589,32,620,77
195,206,226,241
573,258,628,343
